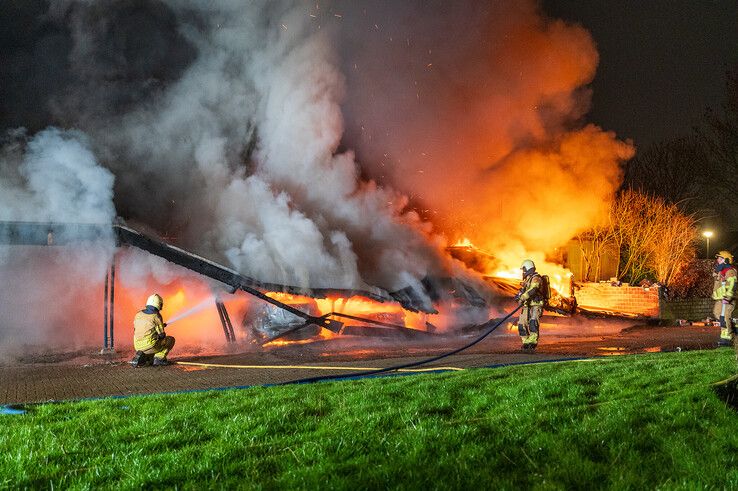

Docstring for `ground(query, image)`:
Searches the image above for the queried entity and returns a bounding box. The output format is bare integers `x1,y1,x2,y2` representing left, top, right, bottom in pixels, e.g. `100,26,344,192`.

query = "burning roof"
0,219,492,315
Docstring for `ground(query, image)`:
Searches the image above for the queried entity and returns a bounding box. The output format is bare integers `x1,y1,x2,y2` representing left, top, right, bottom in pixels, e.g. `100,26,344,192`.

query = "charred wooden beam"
338,325,440,339
328,311,408,331
112,225,404,319
261,321,321,344
0,221,483,318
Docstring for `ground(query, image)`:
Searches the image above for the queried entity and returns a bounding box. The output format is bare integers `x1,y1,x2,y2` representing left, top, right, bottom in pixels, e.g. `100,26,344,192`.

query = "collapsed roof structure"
0,220,490,351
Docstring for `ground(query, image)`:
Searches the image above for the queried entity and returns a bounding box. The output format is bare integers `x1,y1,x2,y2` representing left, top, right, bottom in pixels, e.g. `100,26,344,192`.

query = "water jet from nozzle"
166,296,216,326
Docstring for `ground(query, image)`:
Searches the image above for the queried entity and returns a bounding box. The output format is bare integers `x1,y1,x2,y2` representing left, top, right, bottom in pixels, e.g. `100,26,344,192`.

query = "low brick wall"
574,282,660,317
659,297,713,321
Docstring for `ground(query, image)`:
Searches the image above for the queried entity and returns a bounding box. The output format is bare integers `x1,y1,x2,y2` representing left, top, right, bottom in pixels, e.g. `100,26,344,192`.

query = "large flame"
453,237,475,248
264,291,430,331
454,237,573,298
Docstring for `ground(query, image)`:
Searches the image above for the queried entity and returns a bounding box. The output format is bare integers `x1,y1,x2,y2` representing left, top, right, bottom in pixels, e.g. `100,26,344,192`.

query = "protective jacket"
133,308,166,352
712,266,737,301
519,273,545,306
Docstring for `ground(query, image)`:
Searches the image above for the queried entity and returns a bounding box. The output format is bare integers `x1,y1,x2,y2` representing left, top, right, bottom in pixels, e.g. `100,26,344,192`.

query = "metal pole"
707,237,711,258
221,302,236,342
215,299,231,343
109,260,115,350
103,270,109,350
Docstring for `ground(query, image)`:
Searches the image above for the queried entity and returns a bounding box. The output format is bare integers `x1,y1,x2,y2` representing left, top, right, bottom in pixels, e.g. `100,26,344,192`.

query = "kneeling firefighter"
713,251,737,347
131,294,175,367
515,259,544,350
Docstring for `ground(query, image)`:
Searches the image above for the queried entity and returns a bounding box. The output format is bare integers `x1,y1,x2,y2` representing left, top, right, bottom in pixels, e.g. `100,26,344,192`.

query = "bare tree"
646,199,699,285
623,70,738,228
575,205,619,282
576,189,698,286
623,136,707,212
611,190,658,283
694,69,738,224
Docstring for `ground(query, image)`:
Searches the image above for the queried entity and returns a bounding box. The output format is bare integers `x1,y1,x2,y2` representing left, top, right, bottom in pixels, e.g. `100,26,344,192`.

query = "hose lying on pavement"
279,304,523,385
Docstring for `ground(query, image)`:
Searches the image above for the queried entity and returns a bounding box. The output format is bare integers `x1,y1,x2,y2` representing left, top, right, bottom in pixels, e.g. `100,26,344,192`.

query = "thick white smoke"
0,0,636,358
79,0,450,291
0,1,452,359
0,127,115,224
0,128,116,358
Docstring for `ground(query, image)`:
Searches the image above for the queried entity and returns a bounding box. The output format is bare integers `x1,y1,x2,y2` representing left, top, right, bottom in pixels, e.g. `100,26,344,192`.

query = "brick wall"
659,297,714,321
574,282,660,317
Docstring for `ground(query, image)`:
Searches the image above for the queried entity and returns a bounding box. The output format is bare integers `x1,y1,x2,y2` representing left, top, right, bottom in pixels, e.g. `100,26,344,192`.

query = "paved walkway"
0,319,722,405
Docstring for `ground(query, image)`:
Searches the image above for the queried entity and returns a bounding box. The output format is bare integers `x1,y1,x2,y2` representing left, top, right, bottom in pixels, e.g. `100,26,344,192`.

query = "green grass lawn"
3,349,738,489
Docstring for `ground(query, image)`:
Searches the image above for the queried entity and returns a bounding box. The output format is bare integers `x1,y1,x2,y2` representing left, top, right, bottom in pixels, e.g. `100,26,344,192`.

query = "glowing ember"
453,237,475,248
265,291,428,331
262,327,340,348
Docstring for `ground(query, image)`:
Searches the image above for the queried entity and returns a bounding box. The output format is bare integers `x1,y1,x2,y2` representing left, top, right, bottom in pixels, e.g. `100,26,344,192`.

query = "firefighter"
515,259,544,350
712,251,737,347
130,293,175,367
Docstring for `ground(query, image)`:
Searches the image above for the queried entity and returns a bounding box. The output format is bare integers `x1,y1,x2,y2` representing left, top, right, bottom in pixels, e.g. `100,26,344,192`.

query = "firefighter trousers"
714,300,736,342
140,336,176,359
518,304,543,346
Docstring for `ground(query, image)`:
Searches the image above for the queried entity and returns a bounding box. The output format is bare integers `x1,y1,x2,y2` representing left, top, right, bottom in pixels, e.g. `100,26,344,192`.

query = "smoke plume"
0,128,115,224
336,0,635,258
0,0,635,356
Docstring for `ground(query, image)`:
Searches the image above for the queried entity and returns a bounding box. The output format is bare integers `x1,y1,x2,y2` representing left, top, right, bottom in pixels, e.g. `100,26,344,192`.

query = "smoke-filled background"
0,0,633,353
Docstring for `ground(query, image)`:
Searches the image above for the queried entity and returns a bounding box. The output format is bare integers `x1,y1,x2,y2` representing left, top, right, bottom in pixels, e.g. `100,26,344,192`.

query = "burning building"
0,1,634,358
0,220,492,356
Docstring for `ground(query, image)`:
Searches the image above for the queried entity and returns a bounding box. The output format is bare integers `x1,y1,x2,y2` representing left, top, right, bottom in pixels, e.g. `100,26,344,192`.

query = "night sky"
3,1,736,153
545,0,738,150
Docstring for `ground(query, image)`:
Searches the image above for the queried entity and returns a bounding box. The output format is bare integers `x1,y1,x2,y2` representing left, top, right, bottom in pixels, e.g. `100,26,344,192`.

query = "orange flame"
491,266,572,298
453,237,475,248
262,327,340,348
450,240,573,298
265,291,428,331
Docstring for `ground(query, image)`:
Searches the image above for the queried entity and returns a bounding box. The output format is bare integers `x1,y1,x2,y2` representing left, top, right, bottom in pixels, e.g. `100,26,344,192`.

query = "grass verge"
2,349,738,489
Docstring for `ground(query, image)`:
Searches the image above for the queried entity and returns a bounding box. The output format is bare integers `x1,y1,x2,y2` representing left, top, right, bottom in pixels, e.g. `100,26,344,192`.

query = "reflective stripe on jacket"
713,267,737,301
519,273,545,306
133,311,165,351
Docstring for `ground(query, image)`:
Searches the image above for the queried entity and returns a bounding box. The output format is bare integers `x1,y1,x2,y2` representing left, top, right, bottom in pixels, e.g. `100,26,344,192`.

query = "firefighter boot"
521,336,537,351
153,357,171,366
130,351,146,367
518,324,530,350
719,328,733,347
526,322,539,350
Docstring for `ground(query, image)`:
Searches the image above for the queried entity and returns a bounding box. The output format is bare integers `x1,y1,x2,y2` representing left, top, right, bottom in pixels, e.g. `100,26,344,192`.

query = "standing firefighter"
515,259,545,350
130,293,175,367
713,251,737,347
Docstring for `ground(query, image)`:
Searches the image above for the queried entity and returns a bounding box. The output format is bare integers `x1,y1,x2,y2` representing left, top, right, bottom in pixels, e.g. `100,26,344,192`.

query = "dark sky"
544,0,738,150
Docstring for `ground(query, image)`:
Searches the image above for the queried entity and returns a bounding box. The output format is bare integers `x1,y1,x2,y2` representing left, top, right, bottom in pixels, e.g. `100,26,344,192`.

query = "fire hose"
279,303,523,385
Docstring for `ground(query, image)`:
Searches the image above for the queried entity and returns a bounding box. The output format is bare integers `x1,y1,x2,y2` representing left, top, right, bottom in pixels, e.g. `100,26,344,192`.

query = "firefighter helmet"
520,259,536,272
716,251,734,264
146,293,164,310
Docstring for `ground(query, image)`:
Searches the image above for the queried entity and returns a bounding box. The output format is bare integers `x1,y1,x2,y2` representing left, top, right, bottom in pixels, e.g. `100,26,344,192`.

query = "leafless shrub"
576,189,698,286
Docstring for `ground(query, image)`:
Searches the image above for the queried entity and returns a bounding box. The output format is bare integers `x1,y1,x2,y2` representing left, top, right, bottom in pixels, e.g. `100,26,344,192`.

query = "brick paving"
0,321,723,405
